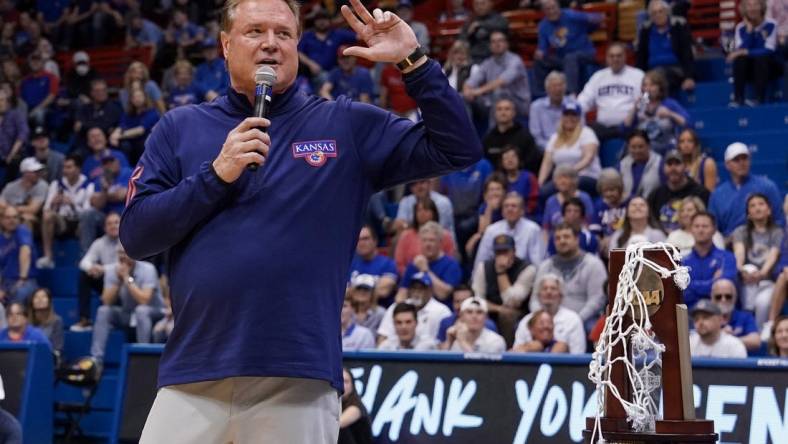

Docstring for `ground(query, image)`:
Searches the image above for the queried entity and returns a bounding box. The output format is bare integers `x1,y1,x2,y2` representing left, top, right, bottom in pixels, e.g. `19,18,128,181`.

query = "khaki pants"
140,376,340,444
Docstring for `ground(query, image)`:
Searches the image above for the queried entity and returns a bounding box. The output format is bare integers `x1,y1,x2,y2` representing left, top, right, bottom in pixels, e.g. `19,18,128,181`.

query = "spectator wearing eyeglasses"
0,302,51,350
709,278,761,351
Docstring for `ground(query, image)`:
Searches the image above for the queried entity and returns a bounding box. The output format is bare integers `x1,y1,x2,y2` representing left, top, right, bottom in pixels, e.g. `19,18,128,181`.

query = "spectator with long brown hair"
121,61,166,113
27,287,63,355
338,367,373,444
607,196,666,256
677,128,717,192
768,316,788,357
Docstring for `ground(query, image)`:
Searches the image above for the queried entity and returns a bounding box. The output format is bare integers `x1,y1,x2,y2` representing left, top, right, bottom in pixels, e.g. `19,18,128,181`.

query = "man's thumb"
343,45,374,60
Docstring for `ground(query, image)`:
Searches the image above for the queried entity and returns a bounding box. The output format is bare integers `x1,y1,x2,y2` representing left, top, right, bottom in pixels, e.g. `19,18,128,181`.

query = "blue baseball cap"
562,101,582,115
409,272,432,288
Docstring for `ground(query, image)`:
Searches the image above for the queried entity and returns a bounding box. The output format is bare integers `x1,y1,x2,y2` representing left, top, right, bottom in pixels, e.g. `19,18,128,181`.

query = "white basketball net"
588,242,690,443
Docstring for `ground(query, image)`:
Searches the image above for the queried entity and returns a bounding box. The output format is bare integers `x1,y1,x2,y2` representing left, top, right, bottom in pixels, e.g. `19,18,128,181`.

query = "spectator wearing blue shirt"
635,0,696,95
590,168,627,249
440,158,492,265
0,302,51,350
710,278,761,352
82,127,130,181
111,87,161,165
19,52,59,126
126,10,164,54
396,222,462,309
92,154,131,216
529,71,572,151
683,212,738,308
709,142,785,238
0,207,38,304
164,7,205,51
349,226,399,307
542,165,595,233
466,173,507,258
298,9,357,83
728,0,782,106
500,145,539,216
167,60,205,109
320,47,373,103
195,38,230,102
534,0,601,95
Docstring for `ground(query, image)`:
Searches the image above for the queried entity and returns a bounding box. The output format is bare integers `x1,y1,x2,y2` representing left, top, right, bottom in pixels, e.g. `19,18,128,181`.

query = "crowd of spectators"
0,0,787,388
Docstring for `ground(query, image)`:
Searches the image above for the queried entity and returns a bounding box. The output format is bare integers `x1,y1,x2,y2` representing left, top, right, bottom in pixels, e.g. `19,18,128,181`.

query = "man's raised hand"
340,0,421,65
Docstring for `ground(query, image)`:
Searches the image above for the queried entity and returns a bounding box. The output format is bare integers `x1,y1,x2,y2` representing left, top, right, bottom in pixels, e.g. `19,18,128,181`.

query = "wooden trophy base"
583,417,717,443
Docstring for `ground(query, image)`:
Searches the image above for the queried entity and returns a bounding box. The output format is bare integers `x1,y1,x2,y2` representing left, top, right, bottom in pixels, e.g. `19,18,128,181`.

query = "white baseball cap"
20,157,44,173
724,142,750,162
460,296,488,314
351,274,376,290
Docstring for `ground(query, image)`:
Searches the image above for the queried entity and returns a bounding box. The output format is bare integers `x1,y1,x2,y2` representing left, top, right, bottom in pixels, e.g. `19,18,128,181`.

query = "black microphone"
248,65,277,171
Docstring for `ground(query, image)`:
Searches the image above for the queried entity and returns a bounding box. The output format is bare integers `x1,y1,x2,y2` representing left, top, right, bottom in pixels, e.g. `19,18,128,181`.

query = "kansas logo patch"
291,140,338,167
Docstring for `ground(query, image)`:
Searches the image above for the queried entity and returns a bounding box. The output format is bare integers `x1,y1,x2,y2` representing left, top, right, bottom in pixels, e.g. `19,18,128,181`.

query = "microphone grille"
255,65,277,85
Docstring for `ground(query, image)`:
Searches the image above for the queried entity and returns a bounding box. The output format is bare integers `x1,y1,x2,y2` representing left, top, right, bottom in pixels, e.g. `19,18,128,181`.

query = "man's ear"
220,31,230,59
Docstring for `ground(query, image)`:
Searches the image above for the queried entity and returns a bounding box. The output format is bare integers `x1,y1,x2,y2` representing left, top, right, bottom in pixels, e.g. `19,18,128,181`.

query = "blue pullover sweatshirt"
682,245,737,308
120,60,482,391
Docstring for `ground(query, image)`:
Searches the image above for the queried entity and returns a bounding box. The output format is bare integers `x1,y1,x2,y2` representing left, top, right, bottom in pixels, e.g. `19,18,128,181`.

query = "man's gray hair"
418,221,444,239
553,164,578,181
596,168,624,193
711,278,738,300
536,273,565,297
221,0,302,35
544,70,566,89
648,0,670,14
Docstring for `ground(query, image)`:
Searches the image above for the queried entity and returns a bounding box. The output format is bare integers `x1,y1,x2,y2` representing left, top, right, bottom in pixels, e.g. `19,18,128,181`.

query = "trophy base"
584,417,717,443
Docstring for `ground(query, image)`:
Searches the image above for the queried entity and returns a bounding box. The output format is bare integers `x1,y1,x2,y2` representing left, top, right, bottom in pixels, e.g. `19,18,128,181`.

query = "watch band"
396,46,426,71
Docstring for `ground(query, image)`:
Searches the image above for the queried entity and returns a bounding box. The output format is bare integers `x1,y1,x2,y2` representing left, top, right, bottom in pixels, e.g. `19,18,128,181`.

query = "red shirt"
381,64,417,114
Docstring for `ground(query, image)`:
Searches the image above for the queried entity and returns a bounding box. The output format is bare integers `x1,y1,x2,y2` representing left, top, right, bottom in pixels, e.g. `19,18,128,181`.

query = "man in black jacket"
636,0,695,95
647,150,709,232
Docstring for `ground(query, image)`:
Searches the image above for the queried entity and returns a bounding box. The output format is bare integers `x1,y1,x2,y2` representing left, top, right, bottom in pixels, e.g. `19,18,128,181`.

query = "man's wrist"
400,55,428,75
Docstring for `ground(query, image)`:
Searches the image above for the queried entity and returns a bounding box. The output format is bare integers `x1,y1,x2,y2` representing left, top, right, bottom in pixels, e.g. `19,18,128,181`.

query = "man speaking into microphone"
120,0,481,442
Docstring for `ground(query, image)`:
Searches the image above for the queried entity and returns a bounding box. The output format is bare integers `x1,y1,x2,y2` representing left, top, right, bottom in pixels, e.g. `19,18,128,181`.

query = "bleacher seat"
38,266,80,298
55,238,82,267
693,104,788,133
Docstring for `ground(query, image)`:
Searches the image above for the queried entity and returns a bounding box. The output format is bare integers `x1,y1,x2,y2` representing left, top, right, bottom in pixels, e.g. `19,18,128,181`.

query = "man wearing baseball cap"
440,296,506,353
688,299,747,358
646,149,709,232
0,157,48,226
376,271,450,345
708,142,784,237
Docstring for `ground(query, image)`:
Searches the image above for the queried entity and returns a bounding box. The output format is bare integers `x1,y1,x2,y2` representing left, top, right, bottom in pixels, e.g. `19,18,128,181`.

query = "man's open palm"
340,0,419,63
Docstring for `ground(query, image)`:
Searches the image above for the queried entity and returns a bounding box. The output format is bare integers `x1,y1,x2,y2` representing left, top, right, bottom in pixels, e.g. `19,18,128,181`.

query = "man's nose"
260,29,278,52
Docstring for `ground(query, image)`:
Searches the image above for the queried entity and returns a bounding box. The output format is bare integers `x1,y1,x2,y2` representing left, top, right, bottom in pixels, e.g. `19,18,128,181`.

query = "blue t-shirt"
119,60,482,392
298,29,357,71
629,162,646,199
507,170,539,215
543,192,595,231
349,254,399,307
725,310,758,338
37,0,69,23
0,225,37,280
168,83,204,108
93,167,133,214
683,247,737,308
327,67,374,102
648,26,679,68
83,149,130,181
20,73,55,109
0,325,51,350
120,109,160,133
401,255,463,309
591,198,627,237
440,159,492,217
537,9,597,57
436,313,498,342
195,58,230,96
709,175,786,237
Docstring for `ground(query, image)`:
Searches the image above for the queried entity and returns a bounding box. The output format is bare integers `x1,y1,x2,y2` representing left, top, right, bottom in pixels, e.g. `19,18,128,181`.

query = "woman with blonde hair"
677,128,717,192
111,83,161,164
121,61,166,113
666,195,725,256
538,100,600,199
442,40,473,92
